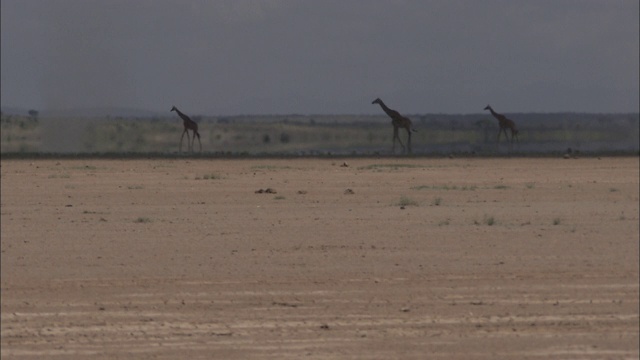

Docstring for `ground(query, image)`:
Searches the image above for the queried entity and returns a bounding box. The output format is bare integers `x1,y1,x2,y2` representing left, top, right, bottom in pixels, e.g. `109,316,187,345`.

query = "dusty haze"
1,0,639,115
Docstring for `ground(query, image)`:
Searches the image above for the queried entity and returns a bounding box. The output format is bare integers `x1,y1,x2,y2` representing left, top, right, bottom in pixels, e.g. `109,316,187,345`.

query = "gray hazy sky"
1,0,638,115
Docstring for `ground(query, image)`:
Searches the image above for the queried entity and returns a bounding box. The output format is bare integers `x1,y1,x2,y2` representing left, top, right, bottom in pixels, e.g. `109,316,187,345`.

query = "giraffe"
372,98,417,154
171,106,202,153
484,105,519,147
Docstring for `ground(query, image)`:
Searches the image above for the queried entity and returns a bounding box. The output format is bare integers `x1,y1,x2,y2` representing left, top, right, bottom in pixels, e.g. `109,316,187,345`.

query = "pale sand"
1,157,638,359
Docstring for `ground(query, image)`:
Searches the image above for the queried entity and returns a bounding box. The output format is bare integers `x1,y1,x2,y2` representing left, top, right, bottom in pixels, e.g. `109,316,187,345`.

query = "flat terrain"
1,157,638,359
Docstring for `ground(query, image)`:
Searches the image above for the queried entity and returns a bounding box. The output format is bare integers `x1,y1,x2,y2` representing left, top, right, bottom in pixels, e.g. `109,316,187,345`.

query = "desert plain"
1,156,638,359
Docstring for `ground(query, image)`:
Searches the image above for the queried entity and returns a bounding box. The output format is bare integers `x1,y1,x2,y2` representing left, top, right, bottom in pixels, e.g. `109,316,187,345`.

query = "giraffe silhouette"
372,98,417,154
484,105,519,148
171,106,201,153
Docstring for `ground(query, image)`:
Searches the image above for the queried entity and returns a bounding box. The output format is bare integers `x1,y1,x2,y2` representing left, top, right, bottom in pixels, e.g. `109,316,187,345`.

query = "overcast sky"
1,0,638,115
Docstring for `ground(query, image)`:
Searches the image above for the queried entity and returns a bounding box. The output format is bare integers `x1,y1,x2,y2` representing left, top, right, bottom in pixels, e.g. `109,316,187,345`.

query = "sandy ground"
1,156,638,359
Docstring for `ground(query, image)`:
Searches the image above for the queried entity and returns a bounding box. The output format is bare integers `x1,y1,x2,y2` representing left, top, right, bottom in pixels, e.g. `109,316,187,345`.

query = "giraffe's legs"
497,128,509,144
406,128,412,154
179,129,189,153
393,127,406,154
192,132,202,153
392,128,397,153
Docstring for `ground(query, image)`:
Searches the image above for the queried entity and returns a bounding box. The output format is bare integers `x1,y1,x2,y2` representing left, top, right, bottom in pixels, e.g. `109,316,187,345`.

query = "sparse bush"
398,196,419,207
361,164,422,171
484,215,495,226
204,173,222,180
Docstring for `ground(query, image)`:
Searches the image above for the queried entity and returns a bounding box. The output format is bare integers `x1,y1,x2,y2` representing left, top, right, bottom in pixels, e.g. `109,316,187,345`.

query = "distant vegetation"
1,111,638,156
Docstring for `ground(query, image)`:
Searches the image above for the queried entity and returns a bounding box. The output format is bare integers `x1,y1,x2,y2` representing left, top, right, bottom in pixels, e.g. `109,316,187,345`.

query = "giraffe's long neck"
488,107,506,124
377,101,395,117
175,109,190,122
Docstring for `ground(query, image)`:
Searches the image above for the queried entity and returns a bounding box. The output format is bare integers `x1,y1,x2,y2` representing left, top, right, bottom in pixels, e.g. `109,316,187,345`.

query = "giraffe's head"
372,98,382,105
484,105,491,111
170,106,177,112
